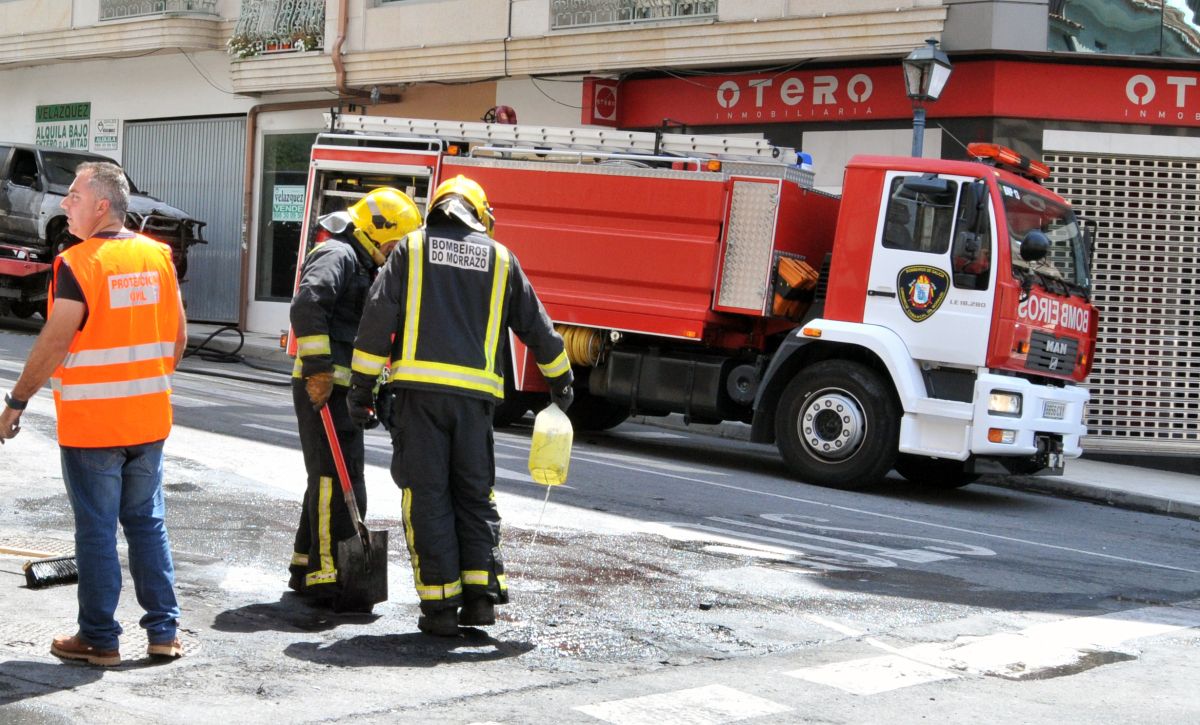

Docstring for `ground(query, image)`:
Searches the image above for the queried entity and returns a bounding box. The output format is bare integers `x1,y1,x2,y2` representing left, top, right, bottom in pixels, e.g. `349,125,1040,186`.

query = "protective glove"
305,371,334,410
347,384,379,429
550,384,574,413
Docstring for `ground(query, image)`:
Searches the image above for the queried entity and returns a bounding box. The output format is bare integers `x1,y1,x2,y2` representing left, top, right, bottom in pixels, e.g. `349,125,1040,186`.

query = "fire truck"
293,113,1096,490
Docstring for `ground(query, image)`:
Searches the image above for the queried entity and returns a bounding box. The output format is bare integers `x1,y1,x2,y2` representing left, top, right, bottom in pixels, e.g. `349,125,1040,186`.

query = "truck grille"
1045,150,1200,454
1025,330,1078,375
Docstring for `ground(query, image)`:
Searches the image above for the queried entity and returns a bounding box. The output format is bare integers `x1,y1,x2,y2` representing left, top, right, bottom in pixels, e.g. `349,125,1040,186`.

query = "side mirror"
1020,230,1051,262
901,174,950,197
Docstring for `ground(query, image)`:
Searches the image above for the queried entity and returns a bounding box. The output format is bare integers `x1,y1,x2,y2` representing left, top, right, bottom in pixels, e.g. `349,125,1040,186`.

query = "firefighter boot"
458,597,495,626
417,608,459,637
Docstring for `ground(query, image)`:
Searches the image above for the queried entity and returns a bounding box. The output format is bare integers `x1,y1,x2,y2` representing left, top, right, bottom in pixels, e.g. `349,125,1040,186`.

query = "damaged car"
0,143,206,281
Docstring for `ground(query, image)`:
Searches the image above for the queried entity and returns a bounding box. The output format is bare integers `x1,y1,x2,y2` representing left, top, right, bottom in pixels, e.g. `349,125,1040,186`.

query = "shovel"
319,404,388,613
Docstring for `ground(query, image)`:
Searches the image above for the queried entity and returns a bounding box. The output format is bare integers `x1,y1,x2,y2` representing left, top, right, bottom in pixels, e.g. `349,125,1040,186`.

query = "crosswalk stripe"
789,601,1200,694
574,684,790,725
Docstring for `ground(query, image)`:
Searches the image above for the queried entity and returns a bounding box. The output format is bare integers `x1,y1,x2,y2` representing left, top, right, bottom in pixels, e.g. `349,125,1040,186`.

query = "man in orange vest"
0,161,187,667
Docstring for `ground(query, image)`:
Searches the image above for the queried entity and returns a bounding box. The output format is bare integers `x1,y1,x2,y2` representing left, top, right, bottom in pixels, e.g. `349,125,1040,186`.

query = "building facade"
1,0,1196,455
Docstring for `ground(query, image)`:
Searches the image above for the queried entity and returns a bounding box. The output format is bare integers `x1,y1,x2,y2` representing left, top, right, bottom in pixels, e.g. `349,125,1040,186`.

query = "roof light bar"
966,142,1050,181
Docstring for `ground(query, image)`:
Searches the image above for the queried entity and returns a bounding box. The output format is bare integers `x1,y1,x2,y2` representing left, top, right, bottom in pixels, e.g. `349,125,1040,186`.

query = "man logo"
896,265,950,322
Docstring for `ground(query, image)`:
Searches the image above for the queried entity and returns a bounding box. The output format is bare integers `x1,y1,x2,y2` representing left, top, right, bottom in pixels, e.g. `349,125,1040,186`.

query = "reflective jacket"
290,235,373,388
49,233,180,448
350,223,572,399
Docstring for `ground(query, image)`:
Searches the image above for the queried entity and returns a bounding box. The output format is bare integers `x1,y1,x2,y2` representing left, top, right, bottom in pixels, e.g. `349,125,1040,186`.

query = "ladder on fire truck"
328,113,802,167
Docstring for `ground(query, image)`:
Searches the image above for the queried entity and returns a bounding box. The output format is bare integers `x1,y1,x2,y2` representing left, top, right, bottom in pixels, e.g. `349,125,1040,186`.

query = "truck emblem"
896,265,949,322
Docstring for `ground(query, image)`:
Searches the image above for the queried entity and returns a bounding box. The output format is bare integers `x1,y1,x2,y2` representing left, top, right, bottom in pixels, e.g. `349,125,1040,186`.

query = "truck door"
862,172,995,367
0,148,44,242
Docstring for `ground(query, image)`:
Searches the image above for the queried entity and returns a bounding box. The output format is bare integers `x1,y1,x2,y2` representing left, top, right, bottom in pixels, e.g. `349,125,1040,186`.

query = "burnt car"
0,143,206,280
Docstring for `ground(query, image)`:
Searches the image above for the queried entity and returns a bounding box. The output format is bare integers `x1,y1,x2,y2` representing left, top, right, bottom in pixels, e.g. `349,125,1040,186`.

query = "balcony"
99,0,219,21
229,0,325,58
551,0,717,30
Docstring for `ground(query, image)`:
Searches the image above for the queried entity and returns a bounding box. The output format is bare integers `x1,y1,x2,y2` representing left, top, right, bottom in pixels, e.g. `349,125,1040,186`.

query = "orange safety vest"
48,233,180,448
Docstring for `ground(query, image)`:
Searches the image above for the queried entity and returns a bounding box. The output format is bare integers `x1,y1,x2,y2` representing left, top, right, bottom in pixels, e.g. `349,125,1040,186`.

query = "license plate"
1043,401,1066,420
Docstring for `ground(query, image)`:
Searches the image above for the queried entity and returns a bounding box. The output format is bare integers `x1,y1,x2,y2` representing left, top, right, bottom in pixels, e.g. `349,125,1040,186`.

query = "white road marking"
789,601,1200,693
569,458,1198,574
494,437,725,476
804,613,865,638
709,516,962,564
171,394,221,408
574,684,790,725
244,423,297,437
618,430,686,439
789,654,958,696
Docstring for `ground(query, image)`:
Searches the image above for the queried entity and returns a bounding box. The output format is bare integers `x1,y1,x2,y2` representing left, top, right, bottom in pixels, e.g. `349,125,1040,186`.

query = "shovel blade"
334,529,388,613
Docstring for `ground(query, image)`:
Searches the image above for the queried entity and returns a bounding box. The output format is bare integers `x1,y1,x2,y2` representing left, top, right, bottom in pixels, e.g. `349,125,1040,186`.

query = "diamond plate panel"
717,180,778,312
1044,151,1200,454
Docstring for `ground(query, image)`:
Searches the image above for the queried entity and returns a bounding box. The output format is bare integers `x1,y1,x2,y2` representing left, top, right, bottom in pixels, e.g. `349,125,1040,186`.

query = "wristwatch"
4,393,27,411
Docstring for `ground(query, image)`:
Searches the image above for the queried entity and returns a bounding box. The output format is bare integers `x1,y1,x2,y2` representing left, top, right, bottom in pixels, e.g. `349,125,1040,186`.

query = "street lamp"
902,38,953,158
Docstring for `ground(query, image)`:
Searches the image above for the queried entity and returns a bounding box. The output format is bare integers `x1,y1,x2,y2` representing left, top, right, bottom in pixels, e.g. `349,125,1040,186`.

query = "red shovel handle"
318,404,365,528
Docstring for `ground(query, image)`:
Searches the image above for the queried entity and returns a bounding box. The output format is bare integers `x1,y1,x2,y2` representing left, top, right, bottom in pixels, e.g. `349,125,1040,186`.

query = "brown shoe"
147,637,184,659
51,633,120,667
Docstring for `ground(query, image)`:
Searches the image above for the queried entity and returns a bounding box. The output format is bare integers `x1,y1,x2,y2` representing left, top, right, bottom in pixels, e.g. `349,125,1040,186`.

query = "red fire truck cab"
295,114,1096,490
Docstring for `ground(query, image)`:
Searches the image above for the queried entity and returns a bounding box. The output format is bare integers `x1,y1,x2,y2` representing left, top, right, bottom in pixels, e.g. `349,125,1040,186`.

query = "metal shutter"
124,117,246,324
1044,151,1200,454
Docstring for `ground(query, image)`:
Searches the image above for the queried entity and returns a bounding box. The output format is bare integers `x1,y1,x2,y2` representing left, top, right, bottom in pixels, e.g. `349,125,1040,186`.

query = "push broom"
0,545,78,588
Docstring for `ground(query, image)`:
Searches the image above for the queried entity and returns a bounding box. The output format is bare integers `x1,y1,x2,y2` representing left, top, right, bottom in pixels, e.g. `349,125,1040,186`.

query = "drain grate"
0,536,76,557
0,621,200,663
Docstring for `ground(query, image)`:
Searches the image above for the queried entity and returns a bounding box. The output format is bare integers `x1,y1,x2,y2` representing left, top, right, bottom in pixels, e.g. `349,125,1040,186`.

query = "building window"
1049,0,1200,58
256,133,316,302
551,0,717,30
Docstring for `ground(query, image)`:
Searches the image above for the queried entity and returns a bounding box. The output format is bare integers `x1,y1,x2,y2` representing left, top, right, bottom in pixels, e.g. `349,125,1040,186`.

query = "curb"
988,474,1200,522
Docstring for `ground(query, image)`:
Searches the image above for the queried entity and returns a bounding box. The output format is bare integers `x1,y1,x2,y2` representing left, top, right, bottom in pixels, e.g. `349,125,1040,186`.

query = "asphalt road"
0,323,1197,724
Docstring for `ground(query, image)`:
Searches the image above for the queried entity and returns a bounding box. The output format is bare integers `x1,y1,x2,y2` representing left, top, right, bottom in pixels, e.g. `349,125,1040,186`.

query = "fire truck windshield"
999,182,1089,296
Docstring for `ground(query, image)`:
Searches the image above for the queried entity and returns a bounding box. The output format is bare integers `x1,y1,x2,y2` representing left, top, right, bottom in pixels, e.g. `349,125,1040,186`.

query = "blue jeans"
61,441,180,650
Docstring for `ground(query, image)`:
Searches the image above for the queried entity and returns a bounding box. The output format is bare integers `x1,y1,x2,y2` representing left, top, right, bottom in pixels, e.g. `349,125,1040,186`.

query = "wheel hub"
799,390,865,461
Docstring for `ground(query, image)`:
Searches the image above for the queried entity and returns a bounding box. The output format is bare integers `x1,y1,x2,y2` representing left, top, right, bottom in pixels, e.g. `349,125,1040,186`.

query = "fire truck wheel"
894,454,980,489
775,361,899,489
10,301,41,319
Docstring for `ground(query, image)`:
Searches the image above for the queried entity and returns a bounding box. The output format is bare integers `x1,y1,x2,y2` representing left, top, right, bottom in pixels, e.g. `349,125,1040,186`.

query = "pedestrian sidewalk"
188,322,1200,522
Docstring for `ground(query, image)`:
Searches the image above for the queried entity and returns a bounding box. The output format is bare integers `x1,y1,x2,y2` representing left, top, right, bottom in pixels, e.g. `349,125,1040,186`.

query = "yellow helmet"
430,175,495,237
346,187,422,265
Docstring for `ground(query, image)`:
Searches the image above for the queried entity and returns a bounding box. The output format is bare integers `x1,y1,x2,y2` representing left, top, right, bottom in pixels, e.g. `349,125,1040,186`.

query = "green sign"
35,102,91,150
272,185,306,222
36,102,91,123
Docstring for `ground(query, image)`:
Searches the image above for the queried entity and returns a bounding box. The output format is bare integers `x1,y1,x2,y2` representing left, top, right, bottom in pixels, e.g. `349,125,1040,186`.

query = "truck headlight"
988,391,1022,417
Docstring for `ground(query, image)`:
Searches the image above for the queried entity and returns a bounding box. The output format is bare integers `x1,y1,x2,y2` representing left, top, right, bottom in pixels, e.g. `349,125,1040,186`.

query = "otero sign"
35,102,92,150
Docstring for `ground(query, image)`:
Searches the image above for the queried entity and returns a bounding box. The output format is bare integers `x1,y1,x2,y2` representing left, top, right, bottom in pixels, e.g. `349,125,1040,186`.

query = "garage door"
1044,151,1200,454
124,117,246,324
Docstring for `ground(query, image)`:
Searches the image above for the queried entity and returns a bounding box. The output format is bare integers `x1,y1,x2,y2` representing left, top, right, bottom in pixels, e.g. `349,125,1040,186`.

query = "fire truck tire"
10,301,40,319
566,389,630,432
893,454,980,489
775,361,899,489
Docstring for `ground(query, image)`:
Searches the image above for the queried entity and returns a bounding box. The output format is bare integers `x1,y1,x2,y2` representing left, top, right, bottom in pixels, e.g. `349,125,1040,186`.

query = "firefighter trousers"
290,382,367,597
388,388,506,614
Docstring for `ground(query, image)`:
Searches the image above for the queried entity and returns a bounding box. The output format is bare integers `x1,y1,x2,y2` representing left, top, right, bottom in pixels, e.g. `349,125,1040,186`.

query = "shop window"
256,133,316,302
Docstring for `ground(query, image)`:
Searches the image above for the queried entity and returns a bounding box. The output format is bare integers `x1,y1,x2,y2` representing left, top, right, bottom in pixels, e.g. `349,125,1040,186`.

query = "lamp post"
902,38,953,158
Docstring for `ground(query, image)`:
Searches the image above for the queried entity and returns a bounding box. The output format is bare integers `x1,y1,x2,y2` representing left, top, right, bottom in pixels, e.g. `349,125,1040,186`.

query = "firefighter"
347,175,573,636
288,187,421,604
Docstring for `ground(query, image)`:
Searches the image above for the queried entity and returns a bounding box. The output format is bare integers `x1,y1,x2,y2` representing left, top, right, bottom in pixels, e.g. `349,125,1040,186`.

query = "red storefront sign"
589,61,1200,129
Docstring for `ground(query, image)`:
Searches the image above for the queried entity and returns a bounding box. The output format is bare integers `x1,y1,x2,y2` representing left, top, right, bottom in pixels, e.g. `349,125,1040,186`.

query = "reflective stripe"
351,349,388,377
390,361,504,397
538,350,571,379
56,374,171,402
291,552,308,567
497,573,507,592
306,475,337,587
462,570,490,587
63,341,175,369
296,334,331,357
292,359,352,387
416,580,463,601
482,244,510,377
401,232,425,362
